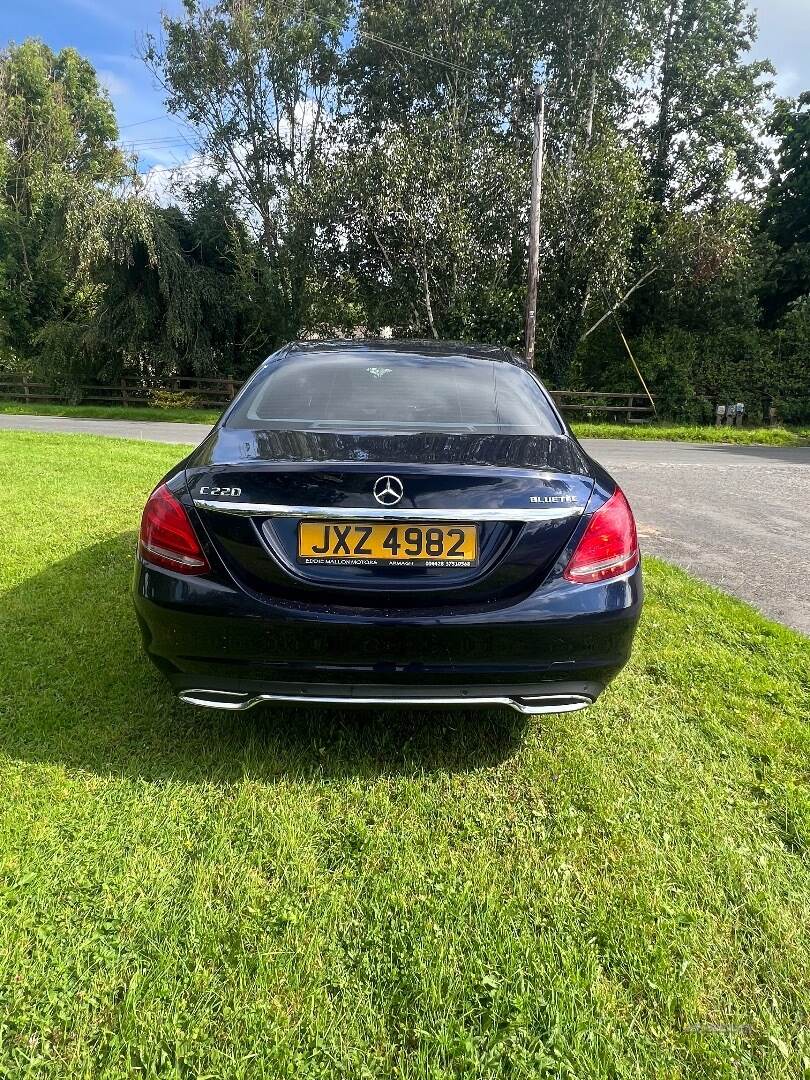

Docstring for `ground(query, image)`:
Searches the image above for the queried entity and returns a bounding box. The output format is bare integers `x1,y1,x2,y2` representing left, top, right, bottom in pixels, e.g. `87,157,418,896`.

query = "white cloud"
772,68,802,98
97,53,148,74
749,0,810,93
65,0,138,29
138,154,215,206
97,69,130,99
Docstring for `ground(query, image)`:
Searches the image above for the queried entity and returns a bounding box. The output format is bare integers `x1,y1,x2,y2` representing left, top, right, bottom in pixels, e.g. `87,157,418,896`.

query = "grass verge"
1,402,807,445
572,420,809,446
0,401,221,425
1,430,809,1078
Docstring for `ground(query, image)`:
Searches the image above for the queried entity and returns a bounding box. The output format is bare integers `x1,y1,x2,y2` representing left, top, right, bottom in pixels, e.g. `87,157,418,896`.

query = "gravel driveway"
2,414,808,635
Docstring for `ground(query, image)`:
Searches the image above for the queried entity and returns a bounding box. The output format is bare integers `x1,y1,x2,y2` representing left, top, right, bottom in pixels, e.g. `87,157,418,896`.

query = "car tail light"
138,484,210,575
564,487,639,584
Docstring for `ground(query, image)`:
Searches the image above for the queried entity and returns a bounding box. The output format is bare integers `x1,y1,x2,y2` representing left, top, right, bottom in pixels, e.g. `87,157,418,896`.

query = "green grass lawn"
1,430,809,1078
1,400,807,445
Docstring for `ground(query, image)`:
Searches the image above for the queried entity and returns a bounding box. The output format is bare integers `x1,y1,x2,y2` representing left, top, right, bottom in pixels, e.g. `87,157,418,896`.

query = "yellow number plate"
298,522,478,566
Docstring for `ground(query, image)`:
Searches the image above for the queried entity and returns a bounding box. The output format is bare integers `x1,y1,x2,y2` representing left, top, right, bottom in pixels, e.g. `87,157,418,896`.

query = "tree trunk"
584,66,598,149
650,0,680,206
421,258,438,339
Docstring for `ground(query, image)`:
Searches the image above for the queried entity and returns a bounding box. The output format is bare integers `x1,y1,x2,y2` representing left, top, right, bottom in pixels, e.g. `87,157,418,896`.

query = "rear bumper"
133,560,642,709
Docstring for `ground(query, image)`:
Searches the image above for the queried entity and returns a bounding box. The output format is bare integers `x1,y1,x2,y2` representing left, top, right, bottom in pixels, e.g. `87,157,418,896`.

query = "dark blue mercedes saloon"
133,340,642,715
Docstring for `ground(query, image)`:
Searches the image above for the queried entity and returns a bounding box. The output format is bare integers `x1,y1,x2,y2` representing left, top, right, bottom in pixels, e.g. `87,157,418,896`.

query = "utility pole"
524,85,546,368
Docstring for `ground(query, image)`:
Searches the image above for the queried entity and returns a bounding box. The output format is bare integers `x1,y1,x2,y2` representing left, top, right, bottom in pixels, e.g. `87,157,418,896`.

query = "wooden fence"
0,375,239,409
549,390,655,421
0,373,655,421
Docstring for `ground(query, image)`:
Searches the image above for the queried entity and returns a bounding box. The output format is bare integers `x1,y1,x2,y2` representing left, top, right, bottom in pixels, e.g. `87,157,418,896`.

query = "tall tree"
336,0,531,342
761,92,810,323
636,0,772,209
590,0,774,401
143,0,352,343
337,0,653,380
0,39,124,365
524,0,656,382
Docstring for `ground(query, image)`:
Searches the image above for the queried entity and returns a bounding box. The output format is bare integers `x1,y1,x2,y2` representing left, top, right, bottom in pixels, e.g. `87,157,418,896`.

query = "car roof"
283,338,528,367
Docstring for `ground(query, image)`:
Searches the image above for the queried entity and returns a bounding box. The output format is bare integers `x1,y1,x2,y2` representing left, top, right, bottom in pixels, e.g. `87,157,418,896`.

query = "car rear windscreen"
227,351,564,435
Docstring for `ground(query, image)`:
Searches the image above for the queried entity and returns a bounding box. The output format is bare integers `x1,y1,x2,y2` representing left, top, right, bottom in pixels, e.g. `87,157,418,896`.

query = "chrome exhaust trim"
178,688,593,716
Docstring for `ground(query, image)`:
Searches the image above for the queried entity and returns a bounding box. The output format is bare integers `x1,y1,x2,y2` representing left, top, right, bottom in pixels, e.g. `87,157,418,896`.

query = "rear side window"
226,351,563,435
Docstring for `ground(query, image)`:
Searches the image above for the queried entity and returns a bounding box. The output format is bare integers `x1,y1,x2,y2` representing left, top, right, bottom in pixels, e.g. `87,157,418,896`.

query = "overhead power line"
118,114,177,129
139,160,214,175
121,138,199,149
355,28,477,76
282,0,478,76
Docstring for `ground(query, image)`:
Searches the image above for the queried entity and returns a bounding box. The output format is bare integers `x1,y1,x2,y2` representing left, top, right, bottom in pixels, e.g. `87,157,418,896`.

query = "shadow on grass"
0,533,529,783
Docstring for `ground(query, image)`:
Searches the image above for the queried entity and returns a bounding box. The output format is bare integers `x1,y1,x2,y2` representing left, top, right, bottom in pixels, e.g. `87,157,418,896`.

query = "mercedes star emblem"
373,475,404,506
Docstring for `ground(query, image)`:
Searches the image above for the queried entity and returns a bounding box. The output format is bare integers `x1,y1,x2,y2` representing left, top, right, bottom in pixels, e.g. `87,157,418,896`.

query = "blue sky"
4,0,810,176
3,0,191,174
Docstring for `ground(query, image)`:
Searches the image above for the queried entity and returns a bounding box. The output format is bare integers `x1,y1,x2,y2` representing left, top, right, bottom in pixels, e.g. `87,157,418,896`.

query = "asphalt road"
0,413,211,445
583,439,810,636
2,414,808,635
